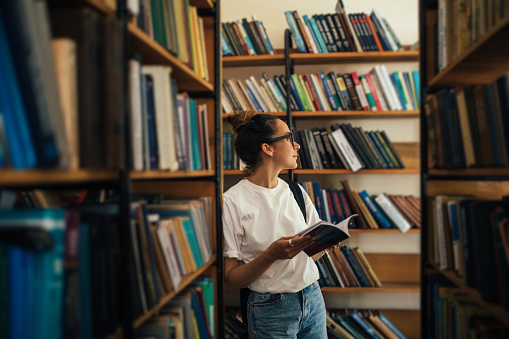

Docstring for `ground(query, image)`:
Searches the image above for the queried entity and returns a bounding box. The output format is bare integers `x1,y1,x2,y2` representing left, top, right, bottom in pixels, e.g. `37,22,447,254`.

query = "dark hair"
227,111,280,173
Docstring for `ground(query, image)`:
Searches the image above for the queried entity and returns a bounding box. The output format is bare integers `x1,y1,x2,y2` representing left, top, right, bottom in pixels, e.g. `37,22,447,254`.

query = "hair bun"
227,110,258,134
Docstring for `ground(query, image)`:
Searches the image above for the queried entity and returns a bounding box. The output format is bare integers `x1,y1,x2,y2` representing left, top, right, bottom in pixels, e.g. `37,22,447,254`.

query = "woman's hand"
265,235,315,260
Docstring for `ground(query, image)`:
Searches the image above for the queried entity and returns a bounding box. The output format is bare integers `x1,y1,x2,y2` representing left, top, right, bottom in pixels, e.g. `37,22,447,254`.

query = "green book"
374,130,401,168
291,74,312,111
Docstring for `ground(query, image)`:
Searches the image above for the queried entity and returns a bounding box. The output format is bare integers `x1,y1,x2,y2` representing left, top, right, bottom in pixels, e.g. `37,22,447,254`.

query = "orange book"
365,14,384,51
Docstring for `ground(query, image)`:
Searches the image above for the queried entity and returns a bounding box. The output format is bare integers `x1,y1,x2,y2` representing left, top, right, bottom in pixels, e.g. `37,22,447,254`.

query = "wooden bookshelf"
0,169,118,186
133,256,217,329
349,228,421,234
223,111,420,119
130,170,215,180
322,282,420,293
426,180,509,200
428,15,509,87
128,24,213,92
48,0,116,16
429,262,509,326
428,168,509,178
190,0,214,9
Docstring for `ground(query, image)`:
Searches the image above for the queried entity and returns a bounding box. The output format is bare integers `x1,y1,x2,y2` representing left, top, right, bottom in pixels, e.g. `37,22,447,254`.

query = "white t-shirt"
222,178,321,293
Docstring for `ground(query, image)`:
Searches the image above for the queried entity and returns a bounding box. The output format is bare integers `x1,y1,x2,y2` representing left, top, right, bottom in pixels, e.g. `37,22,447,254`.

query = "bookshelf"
221,1,421,336
0,0,223,338
420,0,509,336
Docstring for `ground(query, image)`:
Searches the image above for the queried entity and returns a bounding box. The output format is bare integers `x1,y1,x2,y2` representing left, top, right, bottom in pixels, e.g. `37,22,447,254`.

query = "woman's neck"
247,168,280,189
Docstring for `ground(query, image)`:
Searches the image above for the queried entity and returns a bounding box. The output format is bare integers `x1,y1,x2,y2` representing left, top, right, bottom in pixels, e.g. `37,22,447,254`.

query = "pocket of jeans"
251,293,284,309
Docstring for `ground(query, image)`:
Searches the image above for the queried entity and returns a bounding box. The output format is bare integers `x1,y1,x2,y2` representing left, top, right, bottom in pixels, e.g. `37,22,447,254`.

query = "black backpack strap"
239,179,307,338
284,179,307,223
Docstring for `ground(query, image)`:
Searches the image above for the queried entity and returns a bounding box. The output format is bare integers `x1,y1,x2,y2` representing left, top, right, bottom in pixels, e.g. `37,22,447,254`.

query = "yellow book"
354,247,382,287
352,190,379,229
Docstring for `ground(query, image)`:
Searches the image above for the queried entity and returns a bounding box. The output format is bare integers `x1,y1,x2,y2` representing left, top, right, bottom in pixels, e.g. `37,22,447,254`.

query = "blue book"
188,99,202,170
0,16,36,169
303,15,323,53
368,131,394,168
319,71,339,110
143,75,159,170
359,190,392,228
403,72,416,109
350,311,381,339
79,223,93,339
315,258,334,286
236,19,256,55
8,246,24,339
190,289,210,338
312,181,325,220
309,17,328,53
390,73,408,110
412,70,420,106
378,311,407,339
181,217,204,268
221,30,233,56
342,246,369,286
284,11,306,53
245,87,263,112
484,84,501,166
289,76,306,111
369,12,392,51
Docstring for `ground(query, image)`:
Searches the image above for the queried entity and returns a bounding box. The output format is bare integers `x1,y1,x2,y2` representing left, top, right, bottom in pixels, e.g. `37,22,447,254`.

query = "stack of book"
297,179,420,232
285,3,403,54
327,309,407,339
297,124,404,171
134,278,215,339
424,74,509,169
221,67,420,114
0,206,123,339
130,197,214,319
129,61,212,172
427,196,509,309
427,275,509,338
316,245,382,288
0,3,126,170
221,16,276,56
134,0,209,80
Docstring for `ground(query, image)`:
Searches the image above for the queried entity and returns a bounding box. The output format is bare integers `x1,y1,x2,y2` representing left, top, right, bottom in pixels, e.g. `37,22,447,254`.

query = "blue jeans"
247,281,326,339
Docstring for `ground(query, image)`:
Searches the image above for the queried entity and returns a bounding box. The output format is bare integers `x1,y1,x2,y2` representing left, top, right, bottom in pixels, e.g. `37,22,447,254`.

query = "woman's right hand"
266,235,315,260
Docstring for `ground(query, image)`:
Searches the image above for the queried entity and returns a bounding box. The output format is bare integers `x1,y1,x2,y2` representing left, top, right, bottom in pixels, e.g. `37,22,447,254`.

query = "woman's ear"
261,143,273,157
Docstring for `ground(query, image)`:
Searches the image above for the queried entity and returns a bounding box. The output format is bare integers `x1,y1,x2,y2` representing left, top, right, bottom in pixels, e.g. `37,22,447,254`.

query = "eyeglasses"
265,132,295,147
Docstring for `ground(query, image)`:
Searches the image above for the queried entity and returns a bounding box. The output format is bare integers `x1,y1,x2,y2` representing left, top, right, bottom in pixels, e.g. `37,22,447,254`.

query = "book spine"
351,72,369,110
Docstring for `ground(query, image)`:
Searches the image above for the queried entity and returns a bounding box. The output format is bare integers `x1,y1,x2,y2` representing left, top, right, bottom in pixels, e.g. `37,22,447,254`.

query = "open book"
297,215,358,256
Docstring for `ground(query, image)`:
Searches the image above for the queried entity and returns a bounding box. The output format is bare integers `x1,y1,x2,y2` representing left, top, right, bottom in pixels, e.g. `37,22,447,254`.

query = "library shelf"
428,262,509,326
224,168,419,175
133,255,217,329
189,0,214,9
349,228,420,234
321,282,420,293
222,54,286,67
223,111,419,120
427,168,509,178
0,169,119,186
128,24,213,92
48,0,116,16
428,15,509,87
130,170,216,180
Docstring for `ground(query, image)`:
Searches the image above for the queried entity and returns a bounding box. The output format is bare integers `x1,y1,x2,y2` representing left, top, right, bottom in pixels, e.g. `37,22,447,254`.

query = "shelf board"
0,169,118,186
223,111,419,119
222,50,419,67
427,167,509,178
349,228,421,234
224,168,420,175
128,24,213,92
429,262,509,326
189,0,214,9
321,282,420,293
130,169,215,180
133,255,216,329
428,15,509,87
49,0,116,16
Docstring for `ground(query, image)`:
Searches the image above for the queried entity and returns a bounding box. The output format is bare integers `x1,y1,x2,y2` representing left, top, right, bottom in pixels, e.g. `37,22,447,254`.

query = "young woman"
222,111,327,338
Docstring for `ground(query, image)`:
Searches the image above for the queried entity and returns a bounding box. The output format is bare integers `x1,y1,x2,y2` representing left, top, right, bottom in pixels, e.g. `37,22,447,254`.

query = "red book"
364,73,383,111
293,10,313,53
332,190,345,222
326,190,336,223
351,72,369,110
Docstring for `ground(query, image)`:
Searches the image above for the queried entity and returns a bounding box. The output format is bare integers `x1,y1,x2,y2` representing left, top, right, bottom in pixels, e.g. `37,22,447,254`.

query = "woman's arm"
223,235,315,291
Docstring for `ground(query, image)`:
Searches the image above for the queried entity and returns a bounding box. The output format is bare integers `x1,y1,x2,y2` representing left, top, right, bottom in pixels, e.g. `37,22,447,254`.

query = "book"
297,215,357,256
375,193,412,233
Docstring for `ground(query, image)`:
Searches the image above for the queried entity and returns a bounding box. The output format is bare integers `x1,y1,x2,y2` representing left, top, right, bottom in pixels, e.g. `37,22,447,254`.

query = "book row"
130,197,214,319
221,67,420,115
223,123,405,172
435,0,509,72
134,278,215,339
427,196,509,309
129,61,212,172
0,207,123,339
134,0,210,81
285,3,403,54
424,73,509,169
316,245,382,288
0,4,125,170
221,16,276,56
297,179,420,232
224,307,407,339
426,275,509,338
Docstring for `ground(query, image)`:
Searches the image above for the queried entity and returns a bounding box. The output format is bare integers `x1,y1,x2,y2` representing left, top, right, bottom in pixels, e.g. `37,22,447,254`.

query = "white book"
157,219,183,291
397,71,414,110
374,193,412,233
372,8,400,51
141,65,178,171
330,128,363,172
352,72,369,110
199,105,212,170
360,76,377,111
246,78,269,112
249,76,277,112
128,58,143,171
310,74,331,111
321,189,331,223
368,71,389,111
377,65,403,110
260,77,282,111
302,19,319,53
227,79,249,111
